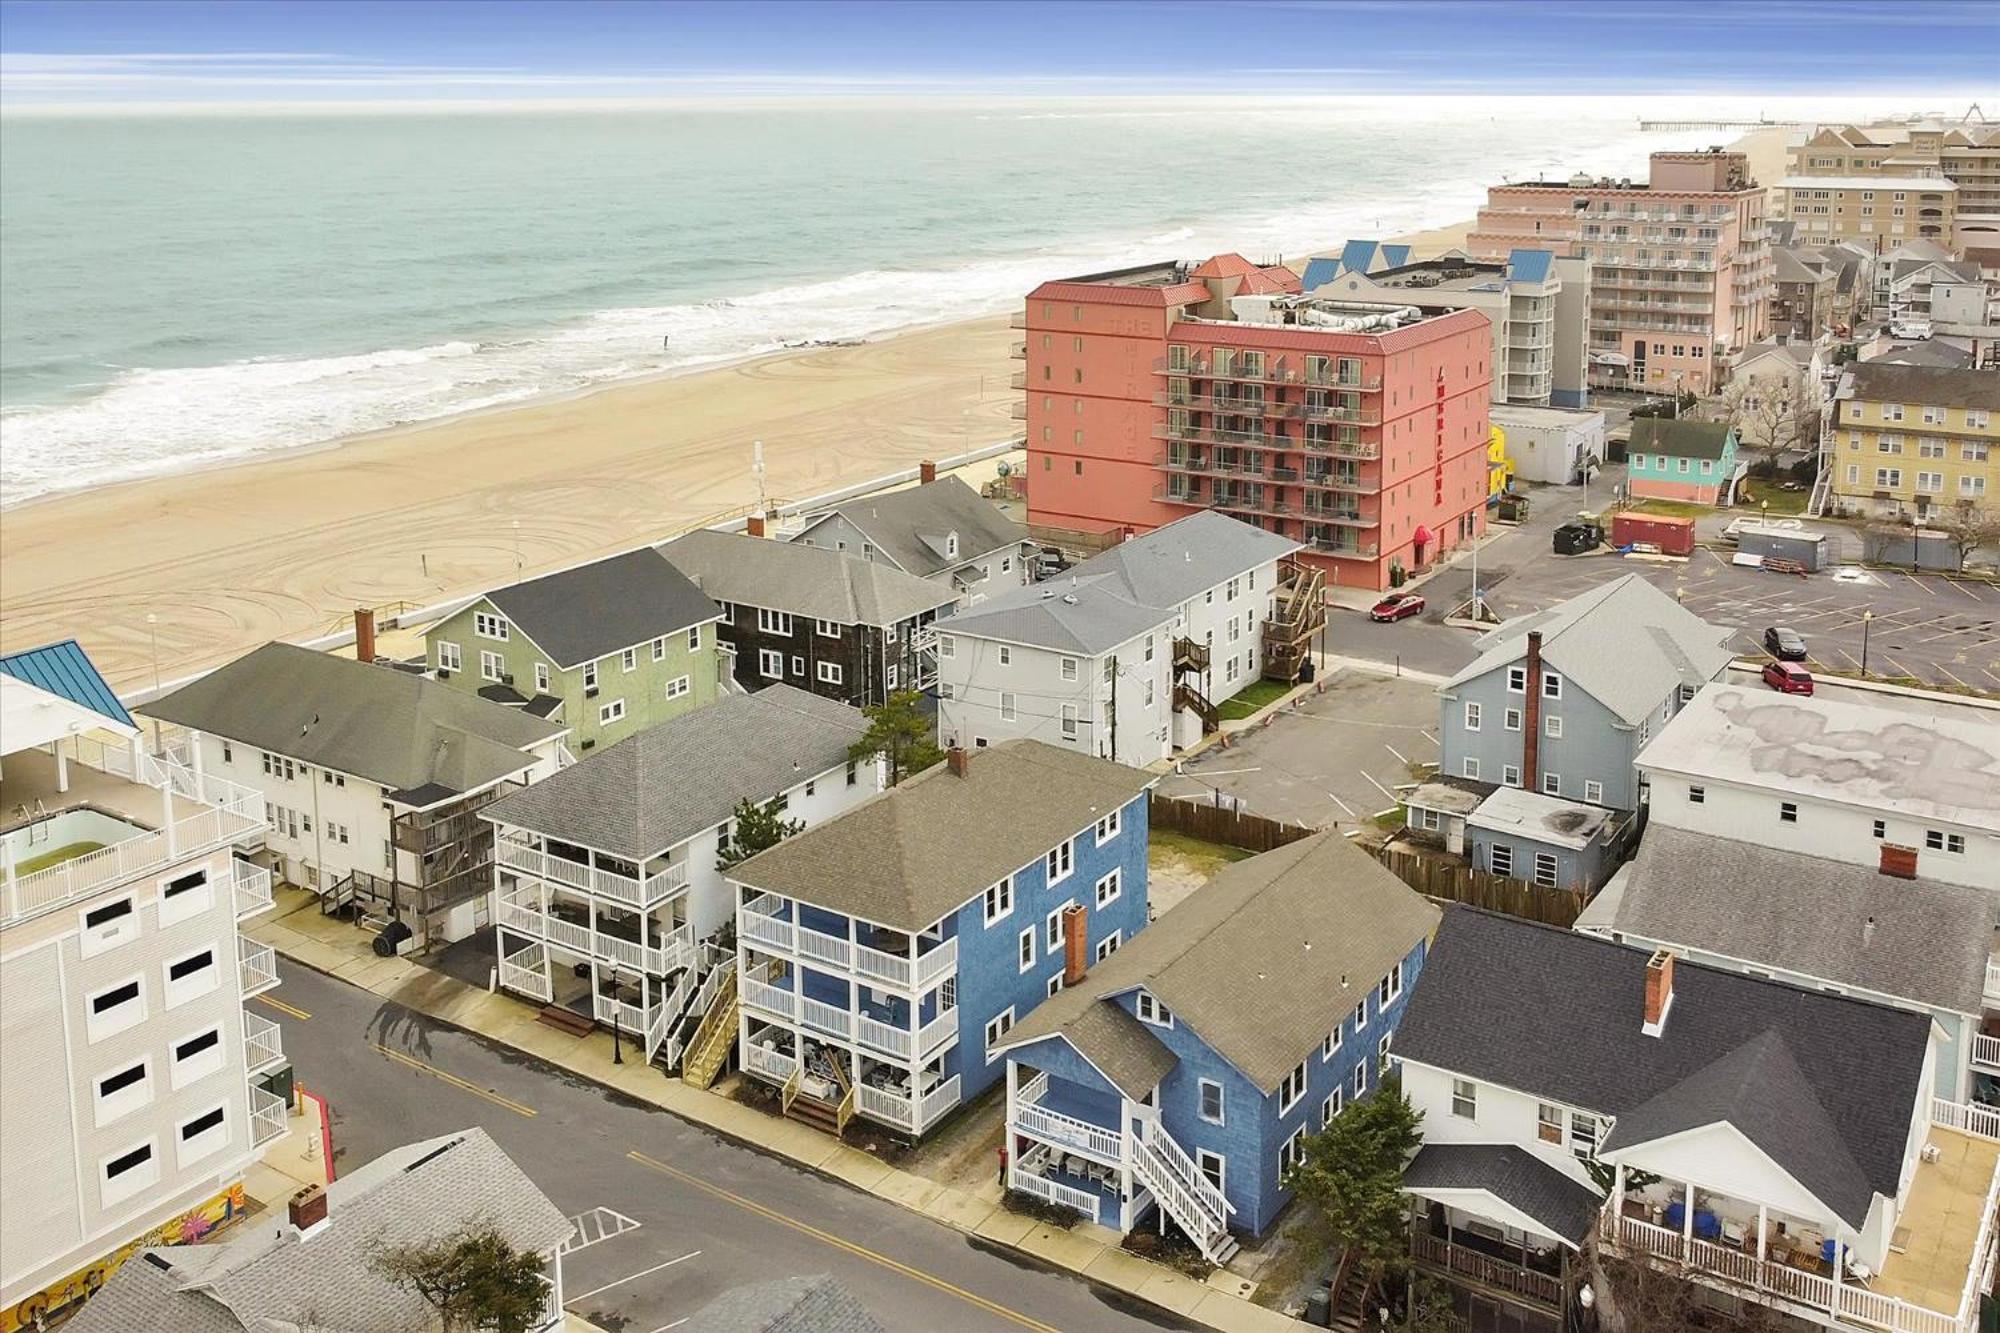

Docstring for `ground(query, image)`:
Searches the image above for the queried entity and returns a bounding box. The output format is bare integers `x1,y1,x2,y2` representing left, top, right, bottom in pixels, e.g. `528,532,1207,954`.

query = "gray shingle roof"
1844,361,2000,411
939,510,1298,654
145,642,563,803
1404,1145,1603,1247
662,529,959,627
484,547,721,669
483,684,870,858
1581,826,1993,1014
1000,833,1439,1094
1629,417,1734,460
1442,573,1735,727
685,1275,886,1332
800,477,1029,579
67,1128,571,1333
1395,908,1932,1231
1869,341,1976,369
727,740,1154,931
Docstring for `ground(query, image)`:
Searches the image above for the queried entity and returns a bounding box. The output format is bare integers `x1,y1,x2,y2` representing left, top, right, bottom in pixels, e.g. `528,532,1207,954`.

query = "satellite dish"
996,460,1013,477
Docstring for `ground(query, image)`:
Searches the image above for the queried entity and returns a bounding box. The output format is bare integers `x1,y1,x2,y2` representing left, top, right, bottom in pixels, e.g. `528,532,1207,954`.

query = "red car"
1762,660,1815,696
1370,594,1425,622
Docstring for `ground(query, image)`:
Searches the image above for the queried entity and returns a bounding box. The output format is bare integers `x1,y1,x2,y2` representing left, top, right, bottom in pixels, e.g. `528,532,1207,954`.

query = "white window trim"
170,1024,226,1090
598,698,626,726
984,875,1014,925
156,867,212,929
162,944,220,1009
816,661,843,685
1094,931,1121,962
984,1007,1015,1062
99,1137,159,1209
1137,992,1173,1028
1094,868,1121,909
1094,807,1121,845
86,975,147,1044
758,649,785,680
78,895,140,959
1198,1077,1226,1125
1046,837,1074,886
1279,1060,1308,1115
665,674,692,699
174,1101,232,1169
94,1057,153,1128
1463,701,1481,731
1018,926,1036,974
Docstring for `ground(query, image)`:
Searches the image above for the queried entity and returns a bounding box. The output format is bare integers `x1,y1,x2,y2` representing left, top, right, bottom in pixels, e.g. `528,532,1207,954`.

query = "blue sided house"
992,833,1440,1263
724,740,1154,1139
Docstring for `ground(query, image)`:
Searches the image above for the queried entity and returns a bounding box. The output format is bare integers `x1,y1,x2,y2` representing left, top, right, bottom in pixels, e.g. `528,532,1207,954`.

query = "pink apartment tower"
1466,149,1772,397
1017,253,1493,592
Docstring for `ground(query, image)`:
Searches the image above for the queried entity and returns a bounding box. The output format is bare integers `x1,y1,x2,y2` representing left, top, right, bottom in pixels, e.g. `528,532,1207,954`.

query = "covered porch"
1402,1144,1591,1315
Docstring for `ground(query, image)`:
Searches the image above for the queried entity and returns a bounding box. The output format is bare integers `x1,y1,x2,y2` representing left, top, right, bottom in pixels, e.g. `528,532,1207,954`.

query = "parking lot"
1157,670,1440,828
1473,549,2000,693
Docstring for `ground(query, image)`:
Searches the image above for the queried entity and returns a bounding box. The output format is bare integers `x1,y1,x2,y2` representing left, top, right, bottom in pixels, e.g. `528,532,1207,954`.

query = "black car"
1764,626,1808,661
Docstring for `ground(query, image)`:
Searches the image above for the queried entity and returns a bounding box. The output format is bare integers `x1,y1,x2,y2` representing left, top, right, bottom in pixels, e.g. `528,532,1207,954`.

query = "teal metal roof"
0,639,135,729
1506,248,1556,284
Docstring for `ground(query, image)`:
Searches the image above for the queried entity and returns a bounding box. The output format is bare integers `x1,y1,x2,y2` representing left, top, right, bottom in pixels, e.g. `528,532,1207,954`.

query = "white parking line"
1384,743,1411,766
1905,575,1937,597
1326,790,1358,818
1944,579,1985,601
645,1320,689,1333
1362,771,1398,802
568,1251,702,1304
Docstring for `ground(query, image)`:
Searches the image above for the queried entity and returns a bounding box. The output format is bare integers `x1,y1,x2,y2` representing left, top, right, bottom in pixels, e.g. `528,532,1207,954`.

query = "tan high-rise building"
1789,119,2000,252
1467,150,1772,396
1772,175,1957,250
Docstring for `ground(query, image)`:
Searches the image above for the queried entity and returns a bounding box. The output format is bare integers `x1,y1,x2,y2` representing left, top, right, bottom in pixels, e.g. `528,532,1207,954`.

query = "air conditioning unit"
580,739,596,751
501,673,515,687
437,670,451,680
585,686,599,699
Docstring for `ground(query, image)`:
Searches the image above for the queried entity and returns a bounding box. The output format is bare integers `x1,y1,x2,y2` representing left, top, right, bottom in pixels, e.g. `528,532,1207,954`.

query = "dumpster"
1611,512,1695,556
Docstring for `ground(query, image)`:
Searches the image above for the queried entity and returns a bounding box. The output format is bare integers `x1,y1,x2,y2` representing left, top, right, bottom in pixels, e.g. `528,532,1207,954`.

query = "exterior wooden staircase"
782,1049,851,1135
1261,556,1327,684
1171,636,1220,735
680,966,739,1090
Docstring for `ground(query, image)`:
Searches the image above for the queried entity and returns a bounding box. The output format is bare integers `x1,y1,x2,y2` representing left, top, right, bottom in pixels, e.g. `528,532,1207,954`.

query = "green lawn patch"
1370,806,1408,833
1625,498,1714,520
1734,485,1810,516
1216,679,1292,721
15,841,106,875
1149,830,1253,878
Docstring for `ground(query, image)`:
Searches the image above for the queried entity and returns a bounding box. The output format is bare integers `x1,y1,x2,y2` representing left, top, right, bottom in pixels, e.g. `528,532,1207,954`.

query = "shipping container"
1610,513,1696,557
1739,530,1829,572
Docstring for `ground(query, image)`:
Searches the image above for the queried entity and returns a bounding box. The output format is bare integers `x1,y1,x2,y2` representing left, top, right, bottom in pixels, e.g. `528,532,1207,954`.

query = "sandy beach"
1,224,1473,688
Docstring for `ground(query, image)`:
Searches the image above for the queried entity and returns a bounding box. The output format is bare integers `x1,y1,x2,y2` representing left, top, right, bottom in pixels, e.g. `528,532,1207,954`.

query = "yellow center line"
370,1044,537,1117
254,994,312,1021
626,1150,1060,1333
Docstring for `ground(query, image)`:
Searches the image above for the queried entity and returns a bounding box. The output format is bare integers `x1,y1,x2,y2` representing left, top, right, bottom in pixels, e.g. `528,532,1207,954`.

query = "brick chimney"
353,608,377,664
745,514,766,539
1880,843,1918,880
1062,904,1089,987
919,459,937,485
288,1183,329,1239
1522,630,1544,789
1643,949,1674,1037
947,746,971,778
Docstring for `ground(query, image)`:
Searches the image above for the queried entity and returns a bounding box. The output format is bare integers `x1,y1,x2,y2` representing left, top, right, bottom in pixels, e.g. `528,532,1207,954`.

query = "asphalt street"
267,962,1206,1333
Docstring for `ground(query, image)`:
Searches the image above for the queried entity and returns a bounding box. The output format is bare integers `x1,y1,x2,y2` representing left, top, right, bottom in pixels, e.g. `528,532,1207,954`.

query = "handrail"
836,1082,858,1134
780,1065,804,1115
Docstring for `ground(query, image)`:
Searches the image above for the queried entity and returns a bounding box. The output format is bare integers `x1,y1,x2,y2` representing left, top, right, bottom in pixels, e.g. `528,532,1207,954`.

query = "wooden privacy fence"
1149,795,1314,855
1372,844,1586,927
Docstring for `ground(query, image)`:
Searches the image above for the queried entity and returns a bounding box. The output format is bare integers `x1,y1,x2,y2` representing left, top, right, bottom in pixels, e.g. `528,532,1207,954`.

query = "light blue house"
992,833,1440,1262
725,740,1154,1138
1626,418,1742,505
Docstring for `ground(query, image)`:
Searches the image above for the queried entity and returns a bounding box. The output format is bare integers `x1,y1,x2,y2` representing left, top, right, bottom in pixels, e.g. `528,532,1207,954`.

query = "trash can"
257,1060,295,1107
1305,1286,1332,1327
372,920,412,958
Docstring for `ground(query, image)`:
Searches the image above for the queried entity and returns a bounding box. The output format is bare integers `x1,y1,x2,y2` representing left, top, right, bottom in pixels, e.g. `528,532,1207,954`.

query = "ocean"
0,96,1724,504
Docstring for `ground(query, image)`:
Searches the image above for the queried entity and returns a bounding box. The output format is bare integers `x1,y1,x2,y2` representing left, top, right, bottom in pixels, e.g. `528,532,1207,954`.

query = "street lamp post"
608,963,624,1065
1861,610,1873,679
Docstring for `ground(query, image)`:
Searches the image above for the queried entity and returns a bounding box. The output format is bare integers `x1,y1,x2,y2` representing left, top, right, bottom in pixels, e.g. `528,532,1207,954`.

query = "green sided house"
1625,418,1742,506
427,549,725,752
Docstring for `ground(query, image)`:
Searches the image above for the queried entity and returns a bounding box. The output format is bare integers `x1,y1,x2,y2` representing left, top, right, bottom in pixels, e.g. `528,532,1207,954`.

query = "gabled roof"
1582,826,1994,1015
798,477,1028,578
1628,417,1734,460
146,642,563,803
727,740,1153,931
662,529,958,628
1441,573,1734,727
1773,248,1833,286
940,511,1297,654
67,1128,570,1333
1404,1144,1603,1248
1394,908,1932,1231
482,548,721,670
1000,833,1439,1095
1737,339,1817,369
1869,341,1975,369
484,684,869,858
0,639,133,730
686,1276,886,1332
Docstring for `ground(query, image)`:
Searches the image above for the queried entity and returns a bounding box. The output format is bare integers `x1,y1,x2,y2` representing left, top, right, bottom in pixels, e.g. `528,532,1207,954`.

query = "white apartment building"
483,685,882,1071
1638,680,2000,892
1,642,282,1327
145,642,570,946
937,512,1313,766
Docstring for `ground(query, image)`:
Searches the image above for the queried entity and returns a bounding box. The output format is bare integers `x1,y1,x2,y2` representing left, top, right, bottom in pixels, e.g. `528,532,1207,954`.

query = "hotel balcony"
1301,505,1373,527
739,892,957,994
1159,453,1274,483
1009,371,1027,390
1,736,266,927
1299,402,1382,427
1009,311,1028,329
233,860,274,921
494,835,689,912
495,881,694,978
1009,342,1025,360
240,936,279,998
1298,434,1383,461
1009,401,1027,420
1151,421,1282,451
1303,534,1380,559
249,1083,288,1149
1152,354,1301,386
243,1009,285,1076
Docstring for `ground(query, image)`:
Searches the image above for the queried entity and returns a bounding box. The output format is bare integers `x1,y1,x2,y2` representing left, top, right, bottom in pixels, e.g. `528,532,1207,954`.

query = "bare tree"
1721,366,1821,467
1936,501,2000,571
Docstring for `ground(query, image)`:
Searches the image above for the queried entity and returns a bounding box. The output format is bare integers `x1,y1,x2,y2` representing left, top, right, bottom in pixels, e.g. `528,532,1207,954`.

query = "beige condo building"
1789,119,2000,252
1829,361,2000,519
1773,175,1957,250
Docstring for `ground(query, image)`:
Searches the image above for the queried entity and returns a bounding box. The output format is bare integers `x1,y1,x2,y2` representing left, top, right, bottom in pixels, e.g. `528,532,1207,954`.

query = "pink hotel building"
1016,254,1493,592
1466,150,1773,397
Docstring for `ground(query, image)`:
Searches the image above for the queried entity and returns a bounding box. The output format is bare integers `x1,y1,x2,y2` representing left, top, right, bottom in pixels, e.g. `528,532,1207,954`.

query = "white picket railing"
496,888,693,975
1933,1096,2000,1142
249,1084,288,1148
233,862,274,920
494,840,686,909
1010,1166,1102,1222
499,941,552,1003
242,1010,284,1072
1015,1098,1123,1162
795,923,852,969
1972,1035,2000,1074
239,938,279,996
1132,1118,1231,1247
856,1013,910,1057
856,1081,917,1129
740,976,798,1020
744,1042,799,1083
917,1007,957,1054
916,1075,961,1132
1985,960,2000,1004
800,996,853,1038
593,991,650,1036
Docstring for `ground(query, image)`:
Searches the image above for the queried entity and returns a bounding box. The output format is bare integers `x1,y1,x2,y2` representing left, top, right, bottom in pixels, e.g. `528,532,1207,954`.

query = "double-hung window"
480,650,505,683
1378,964,1402,1007
758,649,785,680
757,608,793,636
1018,927,1035,973
1198,1078,1225,1125
1046,838,1073,885
1136,992,1172,1026
1094,808,1121,844
1451,1078,1477,1119
1278,1061,1308,1114
1094,869,1120,908
983,875,1013,923
474,611,509,640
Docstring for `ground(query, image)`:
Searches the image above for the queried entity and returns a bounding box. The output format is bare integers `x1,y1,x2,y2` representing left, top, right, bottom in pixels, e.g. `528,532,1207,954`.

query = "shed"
1465,787,1620,894
1738,528,1830,572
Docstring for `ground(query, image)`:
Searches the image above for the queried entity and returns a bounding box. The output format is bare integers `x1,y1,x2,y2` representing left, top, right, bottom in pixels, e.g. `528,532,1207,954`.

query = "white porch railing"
1015,1092,1123,1161
494,840,686,909
1010,1165,1102,1223
744,902,959,995
917,1075,961,1132
233,862,274,920
855,1081,916,1129
249,1084,288,1148
918,1007,957,1054
740,907,795,952
4,749,266,926
499,941,552,1003
1973,1035,2000,1074
496,888,693,976
239,938,279,996
242,1010,284,1073
740,975,798,1021
744,1042,799,1083
795,923,852,969
800,996,853,1038
1933,1096,2000,1142
1132,1118,1232,1252
856,1013,910,1057
1984,960,2000,1004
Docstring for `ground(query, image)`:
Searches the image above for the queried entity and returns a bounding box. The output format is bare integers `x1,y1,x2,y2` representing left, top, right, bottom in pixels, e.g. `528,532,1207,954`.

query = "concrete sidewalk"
246,891,1298,1333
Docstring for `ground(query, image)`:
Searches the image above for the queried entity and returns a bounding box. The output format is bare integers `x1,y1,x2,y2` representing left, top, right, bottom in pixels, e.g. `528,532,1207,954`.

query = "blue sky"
2,0,1996,104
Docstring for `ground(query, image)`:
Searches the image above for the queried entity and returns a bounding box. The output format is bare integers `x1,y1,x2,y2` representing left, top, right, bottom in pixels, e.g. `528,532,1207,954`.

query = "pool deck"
1873,1126,2000,1314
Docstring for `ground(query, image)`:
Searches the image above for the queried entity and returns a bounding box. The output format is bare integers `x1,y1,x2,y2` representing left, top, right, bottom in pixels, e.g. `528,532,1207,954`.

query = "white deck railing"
856,1081,916,1128
1015,1095,1123,1162
916,1075,961,1133
233,862,274,920
242,1010,284,1073
494,840,686,910
1010,1165,1102,1222
1933,1096,2000,1142
1973,1035,2000,1074
856,1012,909,1057
499,941,552,1003
744,1042,799,1083
249,1084,288,1148
239,938,279,996
740,975,798,1021
593,991,652,1036
743,901,958,995
800,996,853,1039
918,1008,957,1054
1984,961,2000,1004
495,888,693,976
